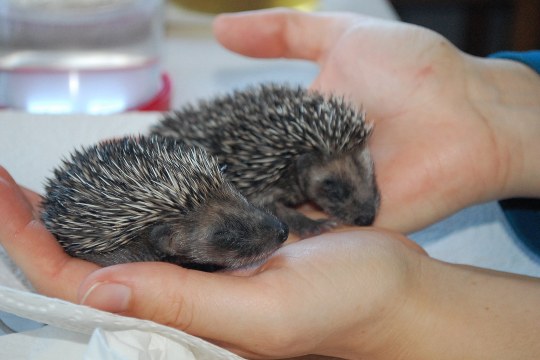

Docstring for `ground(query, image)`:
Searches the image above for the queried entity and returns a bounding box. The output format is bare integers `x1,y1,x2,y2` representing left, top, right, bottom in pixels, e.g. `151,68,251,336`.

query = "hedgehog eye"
320,178,351,202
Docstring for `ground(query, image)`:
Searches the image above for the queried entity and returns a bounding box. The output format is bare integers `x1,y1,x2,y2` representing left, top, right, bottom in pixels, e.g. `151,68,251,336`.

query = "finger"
0,166,99,300
212,8,358,61
0,166,34,215
77,262,280,353
21,186,43,210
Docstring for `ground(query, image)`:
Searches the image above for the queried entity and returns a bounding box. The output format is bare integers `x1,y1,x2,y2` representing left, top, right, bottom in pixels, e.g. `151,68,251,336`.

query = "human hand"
213,9,540,232
0,166,100,300
0,166,427,359
4,166,540,360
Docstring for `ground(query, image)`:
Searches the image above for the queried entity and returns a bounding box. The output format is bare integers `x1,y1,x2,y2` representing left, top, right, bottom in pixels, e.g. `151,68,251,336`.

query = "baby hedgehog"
152,84,380,237
41,136,288,272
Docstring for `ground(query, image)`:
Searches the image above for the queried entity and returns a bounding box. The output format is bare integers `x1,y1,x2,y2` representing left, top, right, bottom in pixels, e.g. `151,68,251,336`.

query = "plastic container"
0,0,167,114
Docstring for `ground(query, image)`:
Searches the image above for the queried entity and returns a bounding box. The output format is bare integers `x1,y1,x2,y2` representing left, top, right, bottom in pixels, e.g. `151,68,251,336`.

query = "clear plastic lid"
0,0,164,114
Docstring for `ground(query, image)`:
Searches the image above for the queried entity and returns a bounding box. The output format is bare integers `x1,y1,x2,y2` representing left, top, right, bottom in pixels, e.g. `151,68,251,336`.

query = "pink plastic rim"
134,72,172,112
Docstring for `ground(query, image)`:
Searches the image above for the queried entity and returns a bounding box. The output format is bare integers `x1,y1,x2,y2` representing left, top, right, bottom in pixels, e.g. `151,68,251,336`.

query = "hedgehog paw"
272,203,337,238
292,218,338,239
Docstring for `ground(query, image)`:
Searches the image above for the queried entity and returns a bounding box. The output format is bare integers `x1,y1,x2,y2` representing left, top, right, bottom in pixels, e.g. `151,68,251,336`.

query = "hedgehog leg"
273,202,337,238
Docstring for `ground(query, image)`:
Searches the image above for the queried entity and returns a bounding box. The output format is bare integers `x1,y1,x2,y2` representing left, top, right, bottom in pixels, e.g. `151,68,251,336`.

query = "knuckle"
153,273,196,332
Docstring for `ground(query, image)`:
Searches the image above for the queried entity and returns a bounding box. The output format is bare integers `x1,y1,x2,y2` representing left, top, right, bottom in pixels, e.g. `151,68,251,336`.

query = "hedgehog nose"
354,211,376,226
277,223,289,243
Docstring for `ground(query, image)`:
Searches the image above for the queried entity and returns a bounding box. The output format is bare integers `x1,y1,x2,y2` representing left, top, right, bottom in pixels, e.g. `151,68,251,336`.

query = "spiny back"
155,84,371,155
41,136,224,254
152,84,372,196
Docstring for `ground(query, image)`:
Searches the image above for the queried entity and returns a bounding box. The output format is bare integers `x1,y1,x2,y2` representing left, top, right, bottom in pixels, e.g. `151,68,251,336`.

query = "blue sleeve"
489,51,540,260
499,199,540,259
489,50,540,73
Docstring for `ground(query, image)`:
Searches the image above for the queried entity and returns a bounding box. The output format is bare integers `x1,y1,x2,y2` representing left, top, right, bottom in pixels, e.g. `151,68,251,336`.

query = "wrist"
465,55,540,199
393,256,540,360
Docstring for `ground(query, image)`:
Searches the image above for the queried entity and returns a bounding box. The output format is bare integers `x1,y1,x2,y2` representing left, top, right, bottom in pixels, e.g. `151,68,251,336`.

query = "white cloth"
0,286,242,359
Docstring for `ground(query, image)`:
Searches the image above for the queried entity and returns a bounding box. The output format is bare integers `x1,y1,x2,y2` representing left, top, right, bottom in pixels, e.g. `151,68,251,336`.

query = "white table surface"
1,0,539,352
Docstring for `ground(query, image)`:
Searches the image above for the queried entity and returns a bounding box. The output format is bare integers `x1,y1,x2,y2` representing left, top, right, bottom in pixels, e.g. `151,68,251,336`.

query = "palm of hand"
222,229,420,359
310,18,503,232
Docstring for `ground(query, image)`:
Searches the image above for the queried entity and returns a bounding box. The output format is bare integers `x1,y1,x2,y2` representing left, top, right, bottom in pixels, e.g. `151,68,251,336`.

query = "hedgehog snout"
353,210,376,226
276,222,289,243
264,217,288,244
209,215,287,259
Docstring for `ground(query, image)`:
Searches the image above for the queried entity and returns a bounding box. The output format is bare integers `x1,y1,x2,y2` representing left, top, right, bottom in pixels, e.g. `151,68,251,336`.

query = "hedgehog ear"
149,224,176,255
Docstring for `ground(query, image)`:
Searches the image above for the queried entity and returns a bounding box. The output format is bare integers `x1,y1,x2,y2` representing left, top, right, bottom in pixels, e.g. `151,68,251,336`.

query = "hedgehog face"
297,147,380,226
149,184,288,270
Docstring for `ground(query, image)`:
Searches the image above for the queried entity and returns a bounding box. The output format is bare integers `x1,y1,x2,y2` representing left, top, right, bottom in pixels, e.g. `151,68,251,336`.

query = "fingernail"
80,282,131,313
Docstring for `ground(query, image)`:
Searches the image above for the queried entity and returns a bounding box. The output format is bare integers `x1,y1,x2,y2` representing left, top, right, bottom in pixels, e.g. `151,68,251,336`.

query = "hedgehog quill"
41,136,288,271
152,84,380,237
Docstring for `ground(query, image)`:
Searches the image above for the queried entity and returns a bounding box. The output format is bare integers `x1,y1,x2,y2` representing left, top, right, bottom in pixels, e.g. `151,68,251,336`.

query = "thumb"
77,262,277,346
212,8,357,61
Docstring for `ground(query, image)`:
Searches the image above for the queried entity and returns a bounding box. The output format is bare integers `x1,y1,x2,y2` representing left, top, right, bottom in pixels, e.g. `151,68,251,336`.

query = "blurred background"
389,0,540,56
